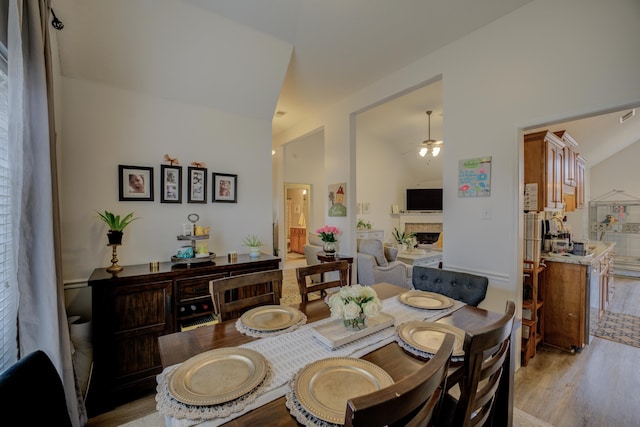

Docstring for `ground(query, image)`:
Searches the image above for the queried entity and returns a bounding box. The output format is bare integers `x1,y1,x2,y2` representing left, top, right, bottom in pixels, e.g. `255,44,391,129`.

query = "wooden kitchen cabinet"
557,130,578,187
524,130,565,211
576,155,586,209
290,227,306,254
544,261,586,352
87,254,280,415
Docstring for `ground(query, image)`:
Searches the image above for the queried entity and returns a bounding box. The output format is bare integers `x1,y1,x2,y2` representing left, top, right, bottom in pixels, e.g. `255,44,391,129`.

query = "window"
0,64,17,371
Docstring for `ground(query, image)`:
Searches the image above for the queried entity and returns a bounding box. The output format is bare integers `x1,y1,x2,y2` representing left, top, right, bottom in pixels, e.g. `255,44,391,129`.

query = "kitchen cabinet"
556,130,578,187
543,243,615,352
289,227,306,254
576,155,586,209
524,130,565,211
544,261,586,352
87,254,280,415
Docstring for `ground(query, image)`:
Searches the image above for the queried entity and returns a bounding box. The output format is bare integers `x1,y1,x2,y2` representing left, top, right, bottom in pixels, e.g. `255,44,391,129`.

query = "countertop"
542,241,615,266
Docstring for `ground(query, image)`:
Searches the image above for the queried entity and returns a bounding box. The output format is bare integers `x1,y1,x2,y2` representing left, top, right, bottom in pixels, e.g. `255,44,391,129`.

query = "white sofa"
356,239,413,288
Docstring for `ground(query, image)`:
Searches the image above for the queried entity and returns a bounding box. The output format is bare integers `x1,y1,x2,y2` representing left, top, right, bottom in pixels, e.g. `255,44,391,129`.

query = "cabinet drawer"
176,273,227,303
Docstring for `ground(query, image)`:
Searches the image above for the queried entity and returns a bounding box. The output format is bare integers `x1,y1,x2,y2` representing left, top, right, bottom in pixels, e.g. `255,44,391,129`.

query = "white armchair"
302,232,324,283
356,239,412,288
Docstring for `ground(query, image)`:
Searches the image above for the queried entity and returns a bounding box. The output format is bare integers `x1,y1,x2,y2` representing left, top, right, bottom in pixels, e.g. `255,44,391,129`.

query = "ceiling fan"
418,110,443,157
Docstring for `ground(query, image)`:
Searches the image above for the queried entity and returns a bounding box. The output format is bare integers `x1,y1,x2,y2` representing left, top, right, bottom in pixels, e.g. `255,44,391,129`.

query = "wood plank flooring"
85,274,640,426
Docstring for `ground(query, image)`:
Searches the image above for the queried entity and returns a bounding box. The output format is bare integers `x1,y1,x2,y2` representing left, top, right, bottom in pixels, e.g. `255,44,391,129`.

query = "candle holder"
106,243,123,273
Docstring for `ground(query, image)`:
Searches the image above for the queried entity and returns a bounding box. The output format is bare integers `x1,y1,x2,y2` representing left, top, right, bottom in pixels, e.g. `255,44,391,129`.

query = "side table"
317,252,354,285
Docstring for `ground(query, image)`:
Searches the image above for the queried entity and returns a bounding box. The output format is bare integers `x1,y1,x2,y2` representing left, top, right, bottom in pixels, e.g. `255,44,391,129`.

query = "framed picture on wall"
118,165,154,201
161,165,182,203
187,166,207,203
212,172,237,203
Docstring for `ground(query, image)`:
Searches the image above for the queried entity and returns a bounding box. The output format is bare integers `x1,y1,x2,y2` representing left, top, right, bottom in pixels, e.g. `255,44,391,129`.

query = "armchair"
357,239,412,288
302,232,324,283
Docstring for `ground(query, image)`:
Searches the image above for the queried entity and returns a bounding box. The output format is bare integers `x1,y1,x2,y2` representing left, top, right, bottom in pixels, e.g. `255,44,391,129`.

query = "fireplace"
399,213,442,245
414,232,441,244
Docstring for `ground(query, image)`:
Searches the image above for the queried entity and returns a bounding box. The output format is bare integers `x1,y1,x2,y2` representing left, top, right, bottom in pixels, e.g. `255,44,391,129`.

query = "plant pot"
249,246,261,258
344,314,367,331
107,230,123,245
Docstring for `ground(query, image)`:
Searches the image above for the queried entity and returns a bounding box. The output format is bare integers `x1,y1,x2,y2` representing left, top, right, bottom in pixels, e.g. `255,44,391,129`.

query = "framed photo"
119,165,154,201
187,166,207,203
212,172,237,203
161,165,182,203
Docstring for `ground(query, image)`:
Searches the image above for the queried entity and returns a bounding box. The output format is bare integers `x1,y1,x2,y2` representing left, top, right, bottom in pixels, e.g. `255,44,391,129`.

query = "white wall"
274,0,640,313
61,77,275,282
356,129,424,243
281,130,325,242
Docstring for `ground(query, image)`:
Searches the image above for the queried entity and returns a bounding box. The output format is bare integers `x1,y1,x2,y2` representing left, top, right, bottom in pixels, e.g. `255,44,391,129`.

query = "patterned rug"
593,311,640,348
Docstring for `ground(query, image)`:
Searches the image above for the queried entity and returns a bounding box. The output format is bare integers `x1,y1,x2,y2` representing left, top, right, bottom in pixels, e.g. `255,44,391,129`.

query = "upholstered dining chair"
209,269,283,321
439,300,517,427
296,260,349,303
344,334,455,427
412,266,488,306
0,350,73,427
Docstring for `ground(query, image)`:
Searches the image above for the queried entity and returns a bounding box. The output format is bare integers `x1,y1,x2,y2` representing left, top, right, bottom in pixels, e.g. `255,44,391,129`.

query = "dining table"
157,282,516,427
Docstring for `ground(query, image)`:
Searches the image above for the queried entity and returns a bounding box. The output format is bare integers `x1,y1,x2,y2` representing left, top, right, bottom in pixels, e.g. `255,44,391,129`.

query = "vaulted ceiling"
52,0,639,184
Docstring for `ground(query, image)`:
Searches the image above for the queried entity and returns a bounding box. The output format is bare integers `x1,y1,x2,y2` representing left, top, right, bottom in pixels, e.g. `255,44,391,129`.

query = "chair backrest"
452,300,516,427
209,269,283,321
412,266,488,306
296,260,349,303
0,350,72,426
344,334,456,427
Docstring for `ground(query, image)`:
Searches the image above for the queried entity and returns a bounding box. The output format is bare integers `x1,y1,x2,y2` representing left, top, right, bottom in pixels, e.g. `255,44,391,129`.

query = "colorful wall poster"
458,156,492,197
328,183,347,217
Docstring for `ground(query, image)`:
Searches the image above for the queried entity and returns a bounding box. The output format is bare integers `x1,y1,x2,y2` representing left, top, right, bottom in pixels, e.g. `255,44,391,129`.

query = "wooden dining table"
158,282,516,426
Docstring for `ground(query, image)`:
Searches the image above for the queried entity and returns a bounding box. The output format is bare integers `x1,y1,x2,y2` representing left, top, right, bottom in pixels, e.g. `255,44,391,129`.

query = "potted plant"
243,234,264,258
97,210,140,245
392,227,415,251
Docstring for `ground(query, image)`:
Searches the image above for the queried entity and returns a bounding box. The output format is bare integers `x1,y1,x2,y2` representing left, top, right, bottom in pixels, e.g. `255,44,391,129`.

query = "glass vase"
344,314,367,331
323,241,337,256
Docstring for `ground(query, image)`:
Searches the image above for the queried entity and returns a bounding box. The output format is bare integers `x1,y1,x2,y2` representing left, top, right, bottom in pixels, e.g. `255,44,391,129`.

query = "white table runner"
158,295,465,427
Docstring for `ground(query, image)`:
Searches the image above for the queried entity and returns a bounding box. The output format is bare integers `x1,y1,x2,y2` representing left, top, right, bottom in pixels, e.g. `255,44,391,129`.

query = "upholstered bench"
411,266,488,306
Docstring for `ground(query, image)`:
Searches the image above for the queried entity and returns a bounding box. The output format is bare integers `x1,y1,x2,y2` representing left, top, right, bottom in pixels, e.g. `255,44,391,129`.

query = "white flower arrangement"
327,284,383,329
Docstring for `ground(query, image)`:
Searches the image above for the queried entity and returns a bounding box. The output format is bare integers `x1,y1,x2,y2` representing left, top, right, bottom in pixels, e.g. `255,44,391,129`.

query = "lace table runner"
159,295,464,427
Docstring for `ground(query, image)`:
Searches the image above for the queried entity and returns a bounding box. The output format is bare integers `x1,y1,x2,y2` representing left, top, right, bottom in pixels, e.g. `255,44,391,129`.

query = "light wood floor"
86,274,640,426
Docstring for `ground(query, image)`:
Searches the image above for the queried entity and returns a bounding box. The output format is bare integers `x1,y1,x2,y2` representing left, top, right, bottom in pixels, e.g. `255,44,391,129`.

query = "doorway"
284,183,311,263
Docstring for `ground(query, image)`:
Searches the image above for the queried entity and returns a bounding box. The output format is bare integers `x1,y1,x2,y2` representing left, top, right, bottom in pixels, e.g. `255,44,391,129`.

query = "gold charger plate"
398,290,454,309
398,321,465,357
168,347,267,406
295,357,394,424
240,304,302,331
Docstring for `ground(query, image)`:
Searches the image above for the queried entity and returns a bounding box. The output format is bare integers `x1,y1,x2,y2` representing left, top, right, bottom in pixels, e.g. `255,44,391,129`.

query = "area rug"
118,407,552,426
593,311,640,348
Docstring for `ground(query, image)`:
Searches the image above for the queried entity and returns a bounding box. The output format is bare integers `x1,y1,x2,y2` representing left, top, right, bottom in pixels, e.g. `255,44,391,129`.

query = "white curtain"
8,1,85,425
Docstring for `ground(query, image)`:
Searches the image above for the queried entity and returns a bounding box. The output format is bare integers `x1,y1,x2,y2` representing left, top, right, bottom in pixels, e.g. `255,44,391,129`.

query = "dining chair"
344,334,456,427
209,269,283,321
296,260,349,303
439,300,517,427
0,350,73,427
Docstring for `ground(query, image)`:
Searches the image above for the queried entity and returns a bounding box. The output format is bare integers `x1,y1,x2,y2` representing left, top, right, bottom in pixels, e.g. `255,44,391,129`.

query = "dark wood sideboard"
86,253,280,415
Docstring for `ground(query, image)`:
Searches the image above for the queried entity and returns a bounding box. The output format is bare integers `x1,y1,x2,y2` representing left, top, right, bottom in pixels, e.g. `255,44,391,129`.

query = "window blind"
0,65,17,372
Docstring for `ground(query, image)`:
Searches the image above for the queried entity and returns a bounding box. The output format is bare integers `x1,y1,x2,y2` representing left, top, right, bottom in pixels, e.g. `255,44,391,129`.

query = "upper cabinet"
556,130,578,187
525,130,565,211
525,130,586,213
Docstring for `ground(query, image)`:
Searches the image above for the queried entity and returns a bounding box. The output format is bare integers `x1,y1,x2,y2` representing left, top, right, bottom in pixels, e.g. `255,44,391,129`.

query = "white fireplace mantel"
399,212,443,229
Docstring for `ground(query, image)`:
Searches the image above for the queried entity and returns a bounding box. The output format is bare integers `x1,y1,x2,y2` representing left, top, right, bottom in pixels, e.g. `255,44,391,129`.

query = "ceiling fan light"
432,146,440,156
419,147,428,157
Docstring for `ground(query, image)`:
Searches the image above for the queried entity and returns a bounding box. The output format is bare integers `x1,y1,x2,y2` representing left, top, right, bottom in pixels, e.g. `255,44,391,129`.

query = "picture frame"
119,165,154,201
187,166,207,203
161,165,182,203
212,172,237,203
